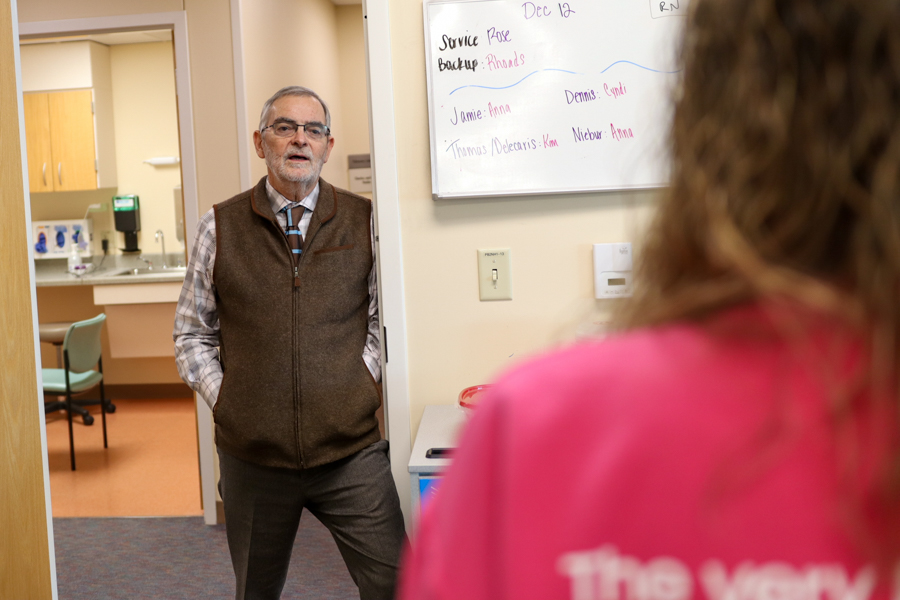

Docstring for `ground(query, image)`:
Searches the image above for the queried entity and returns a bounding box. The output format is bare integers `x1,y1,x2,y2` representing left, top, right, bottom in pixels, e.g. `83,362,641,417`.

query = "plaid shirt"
173,179,380,410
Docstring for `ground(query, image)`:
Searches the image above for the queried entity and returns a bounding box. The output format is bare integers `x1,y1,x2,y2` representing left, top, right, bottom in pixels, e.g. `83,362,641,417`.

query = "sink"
114,266,187,277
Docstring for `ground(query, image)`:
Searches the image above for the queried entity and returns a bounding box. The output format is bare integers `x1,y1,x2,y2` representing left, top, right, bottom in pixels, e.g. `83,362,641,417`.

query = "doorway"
18,13,211,524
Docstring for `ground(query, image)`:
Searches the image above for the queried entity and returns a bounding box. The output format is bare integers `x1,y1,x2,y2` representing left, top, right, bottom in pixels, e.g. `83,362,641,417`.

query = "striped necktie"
282,204,304,264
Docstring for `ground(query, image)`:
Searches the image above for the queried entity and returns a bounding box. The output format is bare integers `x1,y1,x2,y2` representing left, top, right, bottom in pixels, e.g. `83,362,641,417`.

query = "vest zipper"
272,218,299,285
258,210,305,467
274,218,304,468
293,279,303,469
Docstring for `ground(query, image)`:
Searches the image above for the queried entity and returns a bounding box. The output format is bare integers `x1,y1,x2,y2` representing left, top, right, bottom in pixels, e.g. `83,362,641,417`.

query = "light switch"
593,243,633,298
478,248,512,301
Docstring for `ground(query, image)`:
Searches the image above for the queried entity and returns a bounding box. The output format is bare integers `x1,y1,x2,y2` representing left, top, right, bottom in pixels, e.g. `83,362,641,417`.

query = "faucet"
138,255,153,271
155,229,169,268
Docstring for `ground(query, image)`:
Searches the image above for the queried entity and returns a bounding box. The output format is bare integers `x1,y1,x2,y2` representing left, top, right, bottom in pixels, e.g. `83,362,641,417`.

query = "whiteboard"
424,0,687,199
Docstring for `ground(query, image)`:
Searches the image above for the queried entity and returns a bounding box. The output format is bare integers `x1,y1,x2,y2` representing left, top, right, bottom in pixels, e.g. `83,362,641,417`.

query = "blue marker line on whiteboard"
600,60,681,74
448,68,579,95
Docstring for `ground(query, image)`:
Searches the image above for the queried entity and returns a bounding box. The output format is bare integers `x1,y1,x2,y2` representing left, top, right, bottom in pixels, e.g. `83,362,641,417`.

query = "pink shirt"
399,307,895,600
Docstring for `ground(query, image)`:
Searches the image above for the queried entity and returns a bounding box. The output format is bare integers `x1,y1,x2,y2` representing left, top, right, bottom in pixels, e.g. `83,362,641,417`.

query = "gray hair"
257,86,331,132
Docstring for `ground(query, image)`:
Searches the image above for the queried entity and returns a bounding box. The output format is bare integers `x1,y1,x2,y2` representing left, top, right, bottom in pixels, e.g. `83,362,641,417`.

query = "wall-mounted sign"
348,153,372,194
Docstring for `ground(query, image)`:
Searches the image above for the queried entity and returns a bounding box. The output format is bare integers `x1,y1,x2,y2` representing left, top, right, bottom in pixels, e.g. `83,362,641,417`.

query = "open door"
0,0,57,597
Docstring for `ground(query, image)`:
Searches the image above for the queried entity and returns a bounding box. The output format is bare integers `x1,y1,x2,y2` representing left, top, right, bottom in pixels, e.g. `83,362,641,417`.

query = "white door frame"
18,12,215,525
361,0,414,527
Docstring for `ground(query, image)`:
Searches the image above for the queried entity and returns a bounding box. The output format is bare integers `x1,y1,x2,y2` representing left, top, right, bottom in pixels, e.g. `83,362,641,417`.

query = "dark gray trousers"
217,440,406,600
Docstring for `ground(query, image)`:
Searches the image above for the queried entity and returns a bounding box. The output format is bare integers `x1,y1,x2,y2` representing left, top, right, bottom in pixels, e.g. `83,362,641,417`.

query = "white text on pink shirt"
557,545,878,600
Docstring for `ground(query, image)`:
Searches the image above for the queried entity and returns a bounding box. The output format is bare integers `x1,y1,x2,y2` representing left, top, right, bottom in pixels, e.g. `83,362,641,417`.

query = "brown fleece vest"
212,177,381,469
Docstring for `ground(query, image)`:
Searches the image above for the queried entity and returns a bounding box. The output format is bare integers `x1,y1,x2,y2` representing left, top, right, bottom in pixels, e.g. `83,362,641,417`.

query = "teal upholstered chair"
42,314,110,470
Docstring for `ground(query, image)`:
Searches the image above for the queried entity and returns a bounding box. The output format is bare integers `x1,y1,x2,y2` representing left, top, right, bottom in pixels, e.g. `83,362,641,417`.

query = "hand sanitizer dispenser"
113,195,141,253
67,242,83,274
593,243,633,298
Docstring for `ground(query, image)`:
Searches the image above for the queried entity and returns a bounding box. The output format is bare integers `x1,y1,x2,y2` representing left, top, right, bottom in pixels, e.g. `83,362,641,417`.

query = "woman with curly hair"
399,0,900,598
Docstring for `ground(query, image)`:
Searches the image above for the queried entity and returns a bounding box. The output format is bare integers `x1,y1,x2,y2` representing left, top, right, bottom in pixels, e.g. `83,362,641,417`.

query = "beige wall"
242,0,371,191
183,0,242,215
109,41,183,258
241,0,342,186
16,0,182,22
386,1,661,436
20,39,96,89
336,5,369,159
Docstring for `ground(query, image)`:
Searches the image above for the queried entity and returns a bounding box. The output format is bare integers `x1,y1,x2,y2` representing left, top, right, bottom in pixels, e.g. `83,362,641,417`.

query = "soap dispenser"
67,242,82,274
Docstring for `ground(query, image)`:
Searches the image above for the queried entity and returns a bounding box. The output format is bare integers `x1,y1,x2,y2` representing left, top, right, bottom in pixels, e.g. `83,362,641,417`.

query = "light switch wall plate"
593,243,633,298
477,248,512,301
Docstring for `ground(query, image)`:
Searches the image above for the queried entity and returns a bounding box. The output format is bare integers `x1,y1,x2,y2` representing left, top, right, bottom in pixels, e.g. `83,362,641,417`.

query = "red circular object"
458,385,492,410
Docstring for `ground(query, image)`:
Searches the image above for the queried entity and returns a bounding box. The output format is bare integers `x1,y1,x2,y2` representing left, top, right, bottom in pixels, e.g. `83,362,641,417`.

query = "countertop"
34,253,187,287
408,405,468,474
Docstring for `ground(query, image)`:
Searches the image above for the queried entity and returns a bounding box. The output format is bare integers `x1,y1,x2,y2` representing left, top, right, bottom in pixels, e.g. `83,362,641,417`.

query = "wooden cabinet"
22,93,53,193
20,41,117,193
24,90,98,192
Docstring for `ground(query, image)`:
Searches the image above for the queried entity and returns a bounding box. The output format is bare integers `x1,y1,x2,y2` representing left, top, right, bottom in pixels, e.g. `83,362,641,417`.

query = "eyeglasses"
261,120,330,140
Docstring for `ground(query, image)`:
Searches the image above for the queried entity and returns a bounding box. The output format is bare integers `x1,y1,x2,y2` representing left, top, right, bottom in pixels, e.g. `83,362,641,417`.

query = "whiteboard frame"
423,0,671,200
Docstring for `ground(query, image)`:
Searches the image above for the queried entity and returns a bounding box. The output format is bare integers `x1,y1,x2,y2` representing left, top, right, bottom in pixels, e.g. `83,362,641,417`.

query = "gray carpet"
53,516,359,599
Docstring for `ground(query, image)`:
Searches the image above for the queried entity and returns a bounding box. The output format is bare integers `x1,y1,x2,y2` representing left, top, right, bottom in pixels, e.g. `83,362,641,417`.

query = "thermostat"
593,243,633,298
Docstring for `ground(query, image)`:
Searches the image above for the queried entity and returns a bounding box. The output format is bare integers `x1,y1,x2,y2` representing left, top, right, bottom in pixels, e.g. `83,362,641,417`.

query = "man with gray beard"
174,86,405,600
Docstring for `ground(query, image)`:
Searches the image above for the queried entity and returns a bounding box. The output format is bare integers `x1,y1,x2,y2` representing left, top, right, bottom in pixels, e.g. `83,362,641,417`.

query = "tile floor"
45,397,203,517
